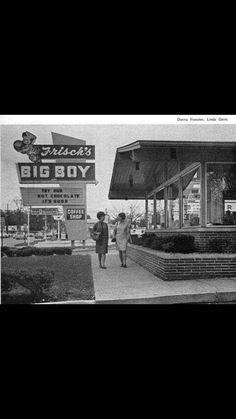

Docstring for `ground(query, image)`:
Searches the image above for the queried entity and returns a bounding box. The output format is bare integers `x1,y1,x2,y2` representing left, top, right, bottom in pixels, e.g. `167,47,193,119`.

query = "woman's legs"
119,250,123,266
98,253,102,267
122,251,127,267
101,253,106,268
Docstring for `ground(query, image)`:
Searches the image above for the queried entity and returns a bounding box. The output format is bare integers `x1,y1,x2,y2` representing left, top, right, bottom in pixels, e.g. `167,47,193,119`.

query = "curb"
95,291,236,304
35,299,96,304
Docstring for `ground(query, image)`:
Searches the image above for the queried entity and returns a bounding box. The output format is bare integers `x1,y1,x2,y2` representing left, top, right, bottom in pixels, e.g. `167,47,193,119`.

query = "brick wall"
127,244,236,281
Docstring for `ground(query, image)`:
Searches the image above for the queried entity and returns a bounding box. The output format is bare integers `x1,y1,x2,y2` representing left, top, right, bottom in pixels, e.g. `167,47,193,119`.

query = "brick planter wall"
145,228,236,253
127,244,236,281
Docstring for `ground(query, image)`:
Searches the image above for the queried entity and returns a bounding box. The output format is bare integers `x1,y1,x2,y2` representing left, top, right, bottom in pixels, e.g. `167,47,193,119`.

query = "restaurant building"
109,125,236,252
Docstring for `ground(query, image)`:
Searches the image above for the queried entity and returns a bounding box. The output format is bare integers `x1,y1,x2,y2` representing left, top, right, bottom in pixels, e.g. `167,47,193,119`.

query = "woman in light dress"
113,212,131,268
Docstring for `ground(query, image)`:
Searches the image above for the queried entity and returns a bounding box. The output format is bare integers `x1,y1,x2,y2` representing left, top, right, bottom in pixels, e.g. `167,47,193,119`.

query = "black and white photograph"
1,116,236,305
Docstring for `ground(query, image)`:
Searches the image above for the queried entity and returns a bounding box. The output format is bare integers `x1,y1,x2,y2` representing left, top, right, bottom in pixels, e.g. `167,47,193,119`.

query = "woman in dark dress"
92,211,109,269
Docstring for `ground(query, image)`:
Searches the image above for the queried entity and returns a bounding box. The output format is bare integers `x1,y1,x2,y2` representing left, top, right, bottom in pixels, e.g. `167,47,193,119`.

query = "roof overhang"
109,140,236,200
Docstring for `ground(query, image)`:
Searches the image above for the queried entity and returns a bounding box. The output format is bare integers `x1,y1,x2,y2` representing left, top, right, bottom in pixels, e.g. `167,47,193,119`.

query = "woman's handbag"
91,231,101,241
111,223,117,242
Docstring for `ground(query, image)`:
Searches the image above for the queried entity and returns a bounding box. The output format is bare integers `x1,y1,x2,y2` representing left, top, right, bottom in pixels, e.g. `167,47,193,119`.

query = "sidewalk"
91,251,236,304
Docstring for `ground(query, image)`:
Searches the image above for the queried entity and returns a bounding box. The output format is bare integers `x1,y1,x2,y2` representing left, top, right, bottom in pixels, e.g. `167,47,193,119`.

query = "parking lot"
1,235,33,247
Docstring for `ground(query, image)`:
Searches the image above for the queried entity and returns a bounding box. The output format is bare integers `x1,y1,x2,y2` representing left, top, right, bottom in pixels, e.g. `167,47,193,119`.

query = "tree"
138,217,147,227
109,203,145,226
13,198,24,231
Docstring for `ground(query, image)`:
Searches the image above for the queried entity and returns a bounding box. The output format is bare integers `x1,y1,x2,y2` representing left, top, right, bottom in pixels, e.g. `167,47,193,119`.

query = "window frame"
205,161,236,228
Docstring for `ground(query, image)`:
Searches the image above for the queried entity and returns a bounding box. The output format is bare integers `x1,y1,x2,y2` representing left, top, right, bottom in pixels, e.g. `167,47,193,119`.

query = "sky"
1,123,236,219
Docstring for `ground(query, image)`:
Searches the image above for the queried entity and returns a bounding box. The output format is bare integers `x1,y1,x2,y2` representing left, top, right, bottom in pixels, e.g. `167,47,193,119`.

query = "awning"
109,140,236,200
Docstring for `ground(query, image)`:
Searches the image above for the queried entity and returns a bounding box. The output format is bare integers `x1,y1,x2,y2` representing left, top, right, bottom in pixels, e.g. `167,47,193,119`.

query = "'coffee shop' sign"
66,208,85,220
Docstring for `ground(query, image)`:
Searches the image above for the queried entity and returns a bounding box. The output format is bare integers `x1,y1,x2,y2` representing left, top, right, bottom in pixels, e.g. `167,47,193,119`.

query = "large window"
207,163,236,226
182,167,201,227
150,162,236,231
167,180,179,228
154,189,165,228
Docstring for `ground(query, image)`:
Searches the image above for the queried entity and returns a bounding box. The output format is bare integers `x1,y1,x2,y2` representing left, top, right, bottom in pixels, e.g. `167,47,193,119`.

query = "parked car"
130,228,146,237
28,233,35,241
35,231,44,240
0,232,10,238
14,232,26,240
46,232,53,239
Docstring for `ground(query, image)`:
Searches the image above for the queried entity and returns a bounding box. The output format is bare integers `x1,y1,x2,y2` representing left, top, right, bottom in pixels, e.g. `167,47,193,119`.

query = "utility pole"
6,203,9,234
45,215,47,240
58,219,60,240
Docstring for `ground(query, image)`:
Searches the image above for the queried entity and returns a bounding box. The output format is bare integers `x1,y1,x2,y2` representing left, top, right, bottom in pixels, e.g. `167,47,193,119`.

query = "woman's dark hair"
118,212,126,220
97,211,105,220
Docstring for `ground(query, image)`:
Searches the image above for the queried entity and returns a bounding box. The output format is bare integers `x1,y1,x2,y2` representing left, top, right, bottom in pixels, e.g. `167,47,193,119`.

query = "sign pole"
45,215,47,240
27,207,30,246
58,219,60,240
6,203,9,234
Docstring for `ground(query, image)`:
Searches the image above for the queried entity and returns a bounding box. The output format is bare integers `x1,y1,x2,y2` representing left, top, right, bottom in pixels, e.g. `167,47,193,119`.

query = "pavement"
91,250,236,304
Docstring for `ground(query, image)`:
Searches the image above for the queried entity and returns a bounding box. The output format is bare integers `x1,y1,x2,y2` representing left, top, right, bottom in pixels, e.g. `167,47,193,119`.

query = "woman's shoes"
122,264,127,268
101,266,107,269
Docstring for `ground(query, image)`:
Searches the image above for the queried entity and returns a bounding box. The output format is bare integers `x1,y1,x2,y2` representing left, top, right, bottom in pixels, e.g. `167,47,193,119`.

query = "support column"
164,187,168,229
200,162,206,227
153,192,157,229
145,196,149,229
179,177,183,229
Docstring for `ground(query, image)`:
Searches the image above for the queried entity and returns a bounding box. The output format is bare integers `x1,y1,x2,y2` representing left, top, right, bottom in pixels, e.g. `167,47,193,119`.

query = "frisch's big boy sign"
16,163,95,183
14,131,95,241
13,132,95,162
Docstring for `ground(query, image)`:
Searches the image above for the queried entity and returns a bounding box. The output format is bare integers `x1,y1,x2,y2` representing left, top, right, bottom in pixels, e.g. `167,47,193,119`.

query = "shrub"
1,268,55,301
2,246,72,257
162,242,175,253
1,246,9,252
171,235,196,253
16,247,36,257
1,272,15,292
142,233,156,247
50,247,72,255
150,236,169,250
208,238,229,253
130,235,142,245
1,246,14,257
34,248,48,256
132,233,196,253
